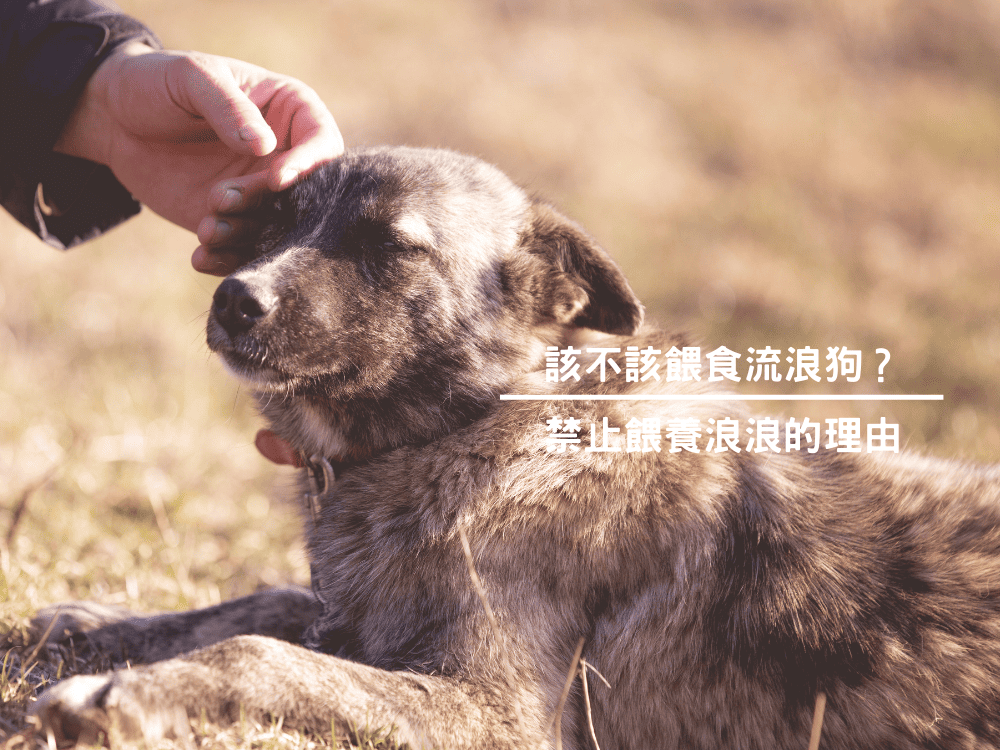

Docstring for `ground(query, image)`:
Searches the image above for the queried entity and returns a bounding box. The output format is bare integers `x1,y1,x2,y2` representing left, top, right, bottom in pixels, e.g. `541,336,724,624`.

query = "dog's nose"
212,277,278,337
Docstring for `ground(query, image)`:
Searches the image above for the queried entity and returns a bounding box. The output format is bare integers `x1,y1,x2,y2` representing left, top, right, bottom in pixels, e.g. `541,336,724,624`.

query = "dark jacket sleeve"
0,0,160,249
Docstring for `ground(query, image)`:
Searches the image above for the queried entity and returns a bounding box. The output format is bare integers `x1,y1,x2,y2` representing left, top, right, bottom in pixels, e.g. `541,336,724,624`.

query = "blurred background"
2,0,1000,725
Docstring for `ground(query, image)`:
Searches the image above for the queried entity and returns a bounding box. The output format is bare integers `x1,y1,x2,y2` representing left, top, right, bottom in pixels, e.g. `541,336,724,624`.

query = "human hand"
255,429,304,468
55,42,344,275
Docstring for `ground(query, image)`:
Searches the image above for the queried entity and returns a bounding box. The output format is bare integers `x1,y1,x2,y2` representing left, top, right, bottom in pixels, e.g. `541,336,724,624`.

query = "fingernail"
238,125,259,143
279,168,300,186
218,188,242,212
210,220,232,244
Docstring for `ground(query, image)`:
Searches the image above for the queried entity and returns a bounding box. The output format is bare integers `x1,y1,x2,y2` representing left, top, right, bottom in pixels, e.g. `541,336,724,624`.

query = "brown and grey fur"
30,147,1000,749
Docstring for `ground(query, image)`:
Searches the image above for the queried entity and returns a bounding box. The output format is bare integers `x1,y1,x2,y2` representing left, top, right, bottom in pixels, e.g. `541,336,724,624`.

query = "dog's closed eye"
391,213,436,252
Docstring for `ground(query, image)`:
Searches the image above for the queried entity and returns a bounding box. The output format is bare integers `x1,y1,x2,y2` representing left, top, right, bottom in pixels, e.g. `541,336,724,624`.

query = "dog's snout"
212,277,278,337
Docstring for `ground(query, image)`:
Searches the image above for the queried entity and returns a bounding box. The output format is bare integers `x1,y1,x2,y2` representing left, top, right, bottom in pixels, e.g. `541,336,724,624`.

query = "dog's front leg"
33,587,322,665
32,634,542,749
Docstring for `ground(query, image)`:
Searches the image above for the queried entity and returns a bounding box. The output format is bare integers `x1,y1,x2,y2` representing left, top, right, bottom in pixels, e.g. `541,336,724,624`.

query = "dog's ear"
522,200,644,335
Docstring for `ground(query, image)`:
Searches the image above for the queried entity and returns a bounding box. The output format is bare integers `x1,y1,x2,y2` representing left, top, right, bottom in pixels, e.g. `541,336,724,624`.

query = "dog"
29,146,1000,749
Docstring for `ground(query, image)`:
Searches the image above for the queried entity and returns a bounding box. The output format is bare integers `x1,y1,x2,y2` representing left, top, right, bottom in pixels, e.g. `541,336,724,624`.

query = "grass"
3,0,1000,745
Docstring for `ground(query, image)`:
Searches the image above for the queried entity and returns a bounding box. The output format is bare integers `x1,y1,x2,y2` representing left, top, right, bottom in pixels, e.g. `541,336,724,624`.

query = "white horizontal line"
499,394,944,402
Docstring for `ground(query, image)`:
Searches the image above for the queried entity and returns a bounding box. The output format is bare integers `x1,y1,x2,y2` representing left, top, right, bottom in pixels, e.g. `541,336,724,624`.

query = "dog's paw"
32,602,134,642
29,675,117,746
31,602,140,664
30,672,191,747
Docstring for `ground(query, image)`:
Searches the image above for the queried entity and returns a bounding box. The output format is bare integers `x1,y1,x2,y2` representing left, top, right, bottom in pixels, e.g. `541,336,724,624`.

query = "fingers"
194,213,262,275
268,127,344,191
168,53,343,273
171,53,344,177
235,72,343,189
191,245,251,277
200,75,343,226
196,99,342,263
196,213,260,246
206,178,271,217
258,84,344,190
165,53,278,157
197,178,271,263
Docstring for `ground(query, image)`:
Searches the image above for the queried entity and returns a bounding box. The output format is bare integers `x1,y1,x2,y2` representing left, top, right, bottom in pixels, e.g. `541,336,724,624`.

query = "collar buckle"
304,454,336,521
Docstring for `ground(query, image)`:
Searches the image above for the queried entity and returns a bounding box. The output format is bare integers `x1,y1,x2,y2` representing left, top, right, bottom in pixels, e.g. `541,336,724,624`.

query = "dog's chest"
302,450,499,669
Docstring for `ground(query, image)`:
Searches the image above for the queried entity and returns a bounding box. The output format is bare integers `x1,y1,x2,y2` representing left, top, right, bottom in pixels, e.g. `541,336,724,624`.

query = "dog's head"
207,146,643,461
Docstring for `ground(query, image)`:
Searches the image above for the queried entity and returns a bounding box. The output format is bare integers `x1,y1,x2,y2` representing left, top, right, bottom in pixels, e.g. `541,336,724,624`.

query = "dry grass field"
2,0,1000,746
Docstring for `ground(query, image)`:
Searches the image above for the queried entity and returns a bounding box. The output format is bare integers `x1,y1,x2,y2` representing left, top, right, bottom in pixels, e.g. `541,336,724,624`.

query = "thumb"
169,54,278,156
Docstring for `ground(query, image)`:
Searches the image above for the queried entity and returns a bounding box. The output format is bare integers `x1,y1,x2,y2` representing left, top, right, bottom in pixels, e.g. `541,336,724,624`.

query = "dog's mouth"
207,322,295,392
207,319,355,397
225,336,268,370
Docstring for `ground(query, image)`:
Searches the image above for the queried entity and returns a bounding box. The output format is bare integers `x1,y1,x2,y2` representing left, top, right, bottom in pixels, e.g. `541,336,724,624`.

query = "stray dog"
30,146,1000,749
